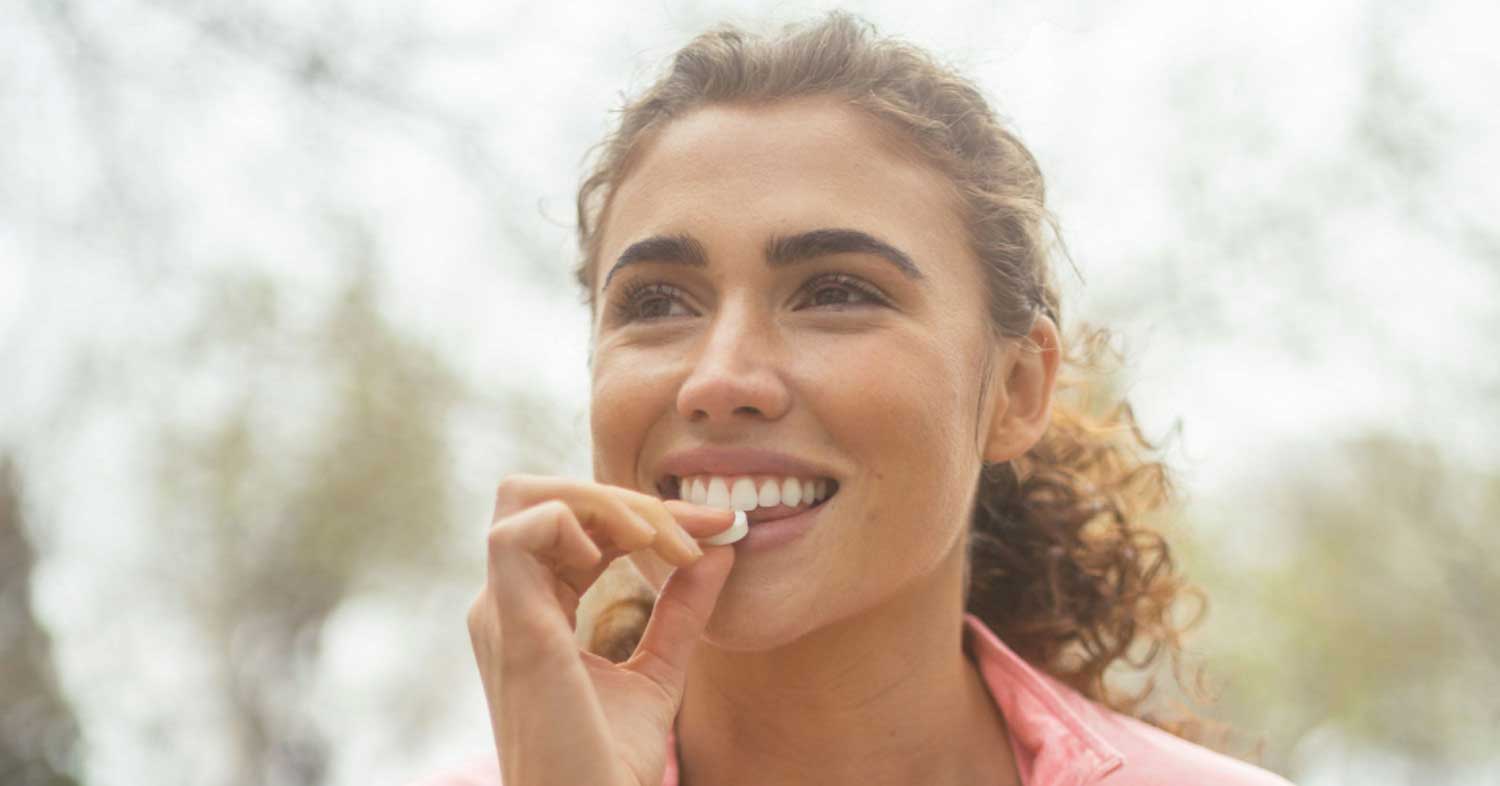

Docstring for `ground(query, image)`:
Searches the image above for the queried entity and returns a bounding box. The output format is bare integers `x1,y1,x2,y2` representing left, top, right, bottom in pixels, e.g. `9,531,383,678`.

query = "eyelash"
610,273,889,324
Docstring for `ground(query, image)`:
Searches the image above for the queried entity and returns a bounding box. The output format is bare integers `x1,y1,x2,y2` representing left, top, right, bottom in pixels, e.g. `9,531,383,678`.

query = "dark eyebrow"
766,228,925,280
602,233,708,290
601,227,924,293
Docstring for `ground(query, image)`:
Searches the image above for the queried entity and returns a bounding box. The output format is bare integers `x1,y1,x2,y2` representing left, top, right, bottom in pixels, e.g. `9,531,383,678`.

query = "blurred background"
2,0,1497,784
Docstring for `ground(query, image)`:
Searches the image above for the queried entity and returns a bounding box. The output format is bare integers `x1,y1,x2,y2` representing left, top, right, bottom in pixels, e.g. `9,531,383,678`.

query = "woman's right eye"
611,281,696,323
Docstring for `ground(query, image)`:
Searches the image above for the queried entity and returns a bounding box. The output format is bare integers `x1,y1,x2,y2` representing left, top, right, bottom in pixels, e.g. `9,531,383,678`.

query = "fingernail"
629,514,658,544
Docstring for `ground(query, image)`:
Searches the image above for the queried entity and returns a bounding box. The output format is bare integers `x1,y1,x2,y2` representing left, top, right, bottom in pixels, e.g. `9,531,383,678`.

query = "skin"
588,97,1060,786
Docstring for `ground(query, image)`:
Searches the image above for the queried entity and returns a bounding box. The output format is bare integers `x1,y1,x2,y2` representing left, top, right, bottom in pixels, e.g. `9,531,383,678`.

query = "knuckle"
538,497,573,522
621,487,668,520
494,475,532,508
486,499,574,555
485,520,516,553
466,594,488,633
640,495,670,523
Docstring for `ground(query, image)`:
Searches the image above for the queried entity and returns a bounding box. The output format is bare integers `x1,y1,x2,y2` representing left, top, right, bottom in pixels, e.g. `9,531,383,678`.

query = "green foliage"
1180,433,1500,774
150,252,470,786
0,459,84,786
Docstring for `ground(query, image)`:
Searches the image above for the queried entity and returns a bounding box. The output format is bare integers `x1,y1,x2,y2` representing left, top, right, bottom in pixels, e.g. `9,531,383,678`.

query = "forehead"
595,97,970,291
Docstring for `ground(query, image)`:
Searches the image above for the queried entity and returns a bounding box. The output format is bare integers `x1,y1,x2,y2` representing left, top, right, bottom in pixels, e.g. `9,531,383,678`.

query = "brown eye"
812,287,853,306
611,281,695,323
638,295,675,318
798,273,888,310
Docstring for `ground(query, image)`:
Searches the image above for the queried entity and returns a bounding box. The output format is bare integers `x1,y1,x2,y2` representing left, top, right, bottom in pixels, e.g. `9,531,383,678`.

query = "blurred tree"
9,0,582,781
149,237,473,786
0,457,85,786
1178,432,1500,783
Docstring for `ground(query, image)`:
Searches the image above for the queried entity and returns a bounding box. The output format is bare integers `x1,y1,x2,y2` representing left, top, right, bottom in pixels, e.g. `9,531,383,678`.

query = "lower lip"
737,499,829,553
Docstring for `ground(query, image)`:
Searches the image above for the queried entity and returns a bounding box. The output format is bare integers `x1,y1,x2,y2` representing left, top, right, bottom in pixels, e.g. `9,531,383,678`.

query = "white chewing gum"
700,510,748,546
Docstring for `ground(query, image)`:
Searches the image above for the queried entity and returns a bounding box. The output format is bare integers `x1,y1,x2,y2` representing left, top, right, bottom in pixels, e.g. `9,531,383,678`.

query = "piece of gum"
700,510,748,546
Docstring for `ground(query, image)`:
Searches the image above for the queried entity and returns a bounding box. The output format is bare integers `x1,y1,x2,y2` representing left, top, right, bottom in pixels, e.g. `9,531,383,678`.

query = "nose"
676,299,791,425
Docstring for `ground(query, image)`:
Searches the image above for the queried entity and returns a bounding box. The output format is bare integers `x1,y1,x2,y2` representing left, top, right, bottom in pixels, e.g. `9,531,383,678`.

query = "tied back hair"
572,11,1230,748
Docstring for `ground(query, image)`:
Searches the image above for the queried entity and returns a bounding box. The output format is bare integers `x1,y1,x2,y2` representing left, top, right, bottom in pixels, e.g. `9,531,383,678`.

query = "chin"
696,579,832,652
699,615,809,653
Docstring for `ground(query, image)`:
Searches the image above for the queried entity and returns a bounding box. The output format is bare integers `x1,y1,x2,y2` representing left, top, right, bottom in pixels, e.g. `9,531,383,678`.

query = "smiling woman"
417,11,1295,786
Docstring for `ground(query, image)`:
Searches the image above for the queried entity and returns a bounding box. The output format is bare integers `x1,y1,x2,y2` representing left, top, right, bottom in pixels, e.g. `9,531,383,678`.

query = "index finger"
607,488,736,564
662,500,737,539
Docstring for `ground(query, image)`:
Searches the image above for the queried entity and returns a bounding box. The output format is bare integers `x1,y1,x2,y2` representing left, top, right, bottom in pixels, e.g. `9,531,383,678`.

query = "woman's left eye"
796,273,889,310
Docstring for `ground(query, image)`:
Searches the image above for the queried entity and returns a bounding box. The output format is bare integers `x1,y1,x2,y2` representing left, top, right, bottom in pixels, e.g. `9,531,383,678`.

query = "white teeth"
780,477,801,506
671,474,833,512
758,478,781,508
706,477,730,508
730,477,758,511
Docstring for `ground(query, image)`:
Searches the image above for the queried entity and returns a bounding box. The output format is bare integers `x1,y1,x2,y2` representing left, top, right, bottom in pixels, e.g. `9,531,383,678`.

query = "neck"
675,542,1019,786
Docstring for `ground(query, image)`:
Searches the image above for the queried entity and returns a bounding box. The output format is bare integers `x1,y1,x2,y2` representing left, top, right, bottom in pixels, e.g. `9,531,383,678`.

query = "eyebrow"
765,228,924,280
602,227,924,291
602,234,709,290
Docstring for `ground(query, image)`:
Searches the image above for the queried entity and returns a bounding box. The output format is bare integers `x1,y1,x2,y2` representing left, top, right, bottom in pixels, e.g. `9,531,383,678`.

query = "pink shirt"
407,613,1294,786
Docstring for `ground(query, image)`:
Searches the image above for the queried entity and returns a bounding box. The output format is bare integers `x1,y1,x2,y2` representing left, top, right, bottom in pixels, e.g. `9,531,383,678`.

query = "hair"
571,11,1234,751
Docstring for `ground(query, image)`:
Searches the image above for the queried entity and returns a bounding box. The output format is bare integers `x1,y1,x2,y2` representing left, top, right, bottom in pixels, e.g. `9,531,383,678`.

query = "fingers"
625,544,736,704
611,488,703,565
493,499,604,572
494,475,660,557
662,499,738,541
482,476,741,654
467,475,741,786
496,475,737,568
612,489,737,566
481,500,602,664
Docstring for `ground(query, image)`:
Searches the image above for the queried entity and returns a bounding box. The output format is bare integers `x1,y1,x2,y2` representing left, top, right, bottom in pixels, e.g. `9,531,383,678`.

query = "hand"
467,475,737,786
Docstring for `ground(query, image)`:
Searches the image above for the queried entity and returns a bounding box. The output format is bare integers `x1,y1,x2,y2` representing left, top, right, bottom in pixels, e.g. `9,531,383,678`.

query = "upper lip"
654,446,839,484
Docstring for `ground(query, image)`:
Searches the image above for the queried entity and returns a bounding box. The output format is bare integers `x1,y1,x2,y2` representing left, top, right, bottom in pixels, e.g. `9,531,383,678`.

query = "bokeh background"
3,0,1497,784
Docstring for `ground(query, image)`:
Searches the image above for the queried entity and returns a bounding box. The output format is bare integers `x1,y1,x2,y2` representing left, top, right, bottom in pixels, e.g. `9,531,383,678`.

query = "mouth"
656,474,839,524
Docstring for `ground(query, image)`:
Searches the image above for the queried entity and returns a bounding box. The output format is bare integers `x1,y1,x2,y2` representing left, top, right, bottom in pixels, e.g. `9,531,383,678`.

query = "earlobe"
981,316,1061,463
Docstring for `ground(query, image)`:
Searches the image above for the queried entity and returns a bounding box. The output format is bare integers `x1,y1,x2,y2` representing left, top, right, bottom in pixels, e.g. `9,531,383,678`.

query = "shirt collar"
662,614,1127,786
963,612,1127,785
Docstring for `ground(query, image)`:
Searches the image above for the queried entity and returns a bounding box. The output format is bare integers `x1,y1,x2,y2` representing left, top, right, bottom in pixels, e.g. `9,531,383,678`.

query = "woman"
416,12,1293,786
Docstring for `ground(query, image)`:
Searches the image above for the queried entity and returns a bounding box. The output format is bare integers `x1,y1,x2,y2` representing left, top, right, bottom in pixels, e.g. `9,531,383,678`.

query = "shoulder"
1100,714,1294,785
962,615,1295,786
400,752,501,786
1054,685,1295,786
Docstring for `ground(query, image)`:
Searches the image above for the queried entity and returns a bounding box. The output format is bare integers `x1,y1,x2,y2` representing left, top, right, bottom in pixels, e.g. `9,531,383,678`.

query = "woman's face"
589,97,1002,650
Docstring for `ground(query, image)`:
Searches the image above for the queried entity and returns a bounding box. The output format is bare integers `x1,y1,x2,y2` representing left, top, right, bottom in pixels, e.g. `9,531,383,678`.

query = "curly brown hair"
571,10,1227,749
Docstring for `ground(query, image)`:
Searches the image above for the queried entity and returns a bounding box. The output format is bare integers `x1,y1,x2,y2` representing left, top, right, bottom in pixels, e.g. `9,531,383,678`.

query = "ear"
982,315,1061,463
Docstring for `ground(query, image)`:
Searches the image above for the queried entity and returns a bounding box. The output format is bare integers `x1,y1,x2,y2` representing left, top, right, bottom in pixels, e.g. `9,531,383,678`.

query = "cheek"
590,352,672,484
817,330,979,572
823,332,975,480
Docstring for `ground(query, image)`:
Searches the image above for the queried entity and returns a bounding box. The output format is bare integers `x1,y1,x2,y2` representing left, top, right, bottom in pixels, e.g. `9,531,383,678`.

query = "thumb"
625,545,735,704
